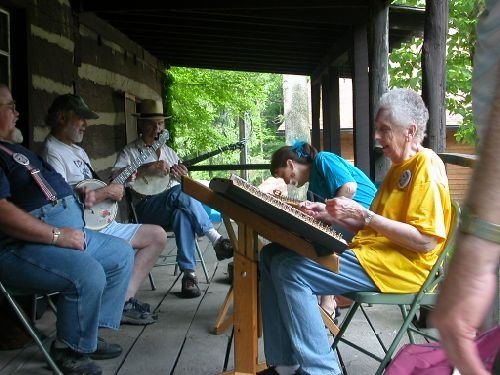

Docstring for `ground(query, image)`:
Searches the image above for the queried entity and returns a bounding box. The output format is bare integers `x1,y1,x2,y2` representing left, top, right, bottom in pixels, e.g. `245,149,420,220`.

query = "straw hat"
133,99,171,120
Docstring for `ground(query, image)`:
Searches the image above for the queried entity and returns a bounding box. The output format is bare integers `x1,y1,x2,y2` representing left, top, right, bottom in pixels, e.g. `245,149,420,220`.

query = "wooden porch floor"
0,221,429,375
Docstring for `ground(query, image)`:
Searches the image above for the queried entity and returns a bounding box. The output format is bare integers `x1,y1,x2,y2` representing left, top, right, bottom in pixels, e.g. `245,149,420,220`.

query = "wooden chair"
331,200,460,375
0,281,62,374
124,187,210,290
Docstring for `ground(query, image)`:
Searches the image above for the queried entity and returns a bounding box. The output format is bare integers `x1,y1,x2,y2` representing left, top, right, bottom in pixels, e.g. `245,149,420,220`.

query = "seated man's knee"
72,258,107,293
146,224,168,249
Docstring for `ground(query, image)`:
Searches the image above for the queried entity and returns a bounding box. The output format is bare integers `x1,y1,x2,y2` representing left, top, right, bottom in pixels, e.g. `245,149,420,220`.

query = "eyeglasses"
0,101,16,111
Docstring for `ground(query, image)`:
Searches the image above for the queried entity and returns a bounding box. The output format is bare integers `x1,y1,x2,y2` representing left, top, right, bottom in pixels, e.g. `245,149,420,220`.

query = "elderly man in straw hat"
41,94,166,326
112,99,233,299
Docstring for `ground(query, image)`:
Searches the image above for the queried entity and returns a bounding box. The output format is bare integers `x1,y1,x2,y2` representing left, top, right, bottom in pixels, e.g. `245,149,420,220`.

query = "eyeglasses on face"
0,101,16,111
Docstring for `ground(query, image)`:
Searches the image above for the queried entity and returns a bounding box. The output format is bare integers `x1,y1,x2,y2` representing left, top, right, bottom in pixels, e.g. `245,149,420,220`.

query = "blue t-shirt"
0,142,73,212
308,152,376,208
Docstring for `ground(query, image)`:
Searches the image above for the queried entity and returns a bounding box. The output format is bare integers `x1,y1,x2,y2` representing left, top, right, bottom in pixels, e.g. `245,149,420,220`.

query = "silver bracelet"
459,206,500,244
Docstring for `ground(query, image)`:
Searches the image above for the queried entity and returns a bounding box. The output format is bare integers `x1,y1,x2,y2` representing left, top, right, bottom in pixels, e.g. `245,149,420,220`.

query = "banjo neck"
182,140,246,167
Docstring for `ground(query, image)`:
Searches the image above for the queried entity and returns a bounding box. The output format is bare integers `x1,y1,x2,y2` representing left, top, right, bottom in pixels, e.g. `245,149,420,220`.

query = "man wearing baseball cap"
41,93,166,326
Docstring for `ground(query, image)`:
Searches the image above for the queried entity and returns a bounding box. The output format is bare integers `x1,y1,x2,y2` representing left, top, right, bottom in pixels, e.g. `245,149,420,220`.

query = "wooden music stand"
182,177,340,375
212,223,267,336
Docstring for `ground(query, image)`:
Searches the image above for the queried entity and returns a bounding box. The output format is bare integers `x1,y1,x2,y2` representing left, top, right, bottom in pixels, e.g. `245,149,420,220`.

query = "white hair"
376,88,429,143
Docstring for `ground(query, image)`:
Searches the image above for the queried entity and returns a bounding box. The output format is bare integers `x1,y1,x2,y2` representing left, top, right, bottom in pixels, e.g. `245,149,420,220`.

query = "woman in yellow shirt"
258,88,452,375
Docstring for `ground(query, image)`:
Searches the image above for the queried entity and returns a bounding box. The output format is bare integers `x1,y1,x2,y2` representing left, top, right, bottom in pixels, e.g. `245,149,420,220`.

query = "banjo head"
75,179,119,230
130,174,170,196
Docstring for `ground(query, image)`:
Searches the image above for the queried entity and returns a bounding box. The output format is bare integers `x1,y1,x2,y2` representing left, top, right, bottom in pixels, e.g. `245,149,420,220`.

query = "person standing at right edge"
432,1,500,374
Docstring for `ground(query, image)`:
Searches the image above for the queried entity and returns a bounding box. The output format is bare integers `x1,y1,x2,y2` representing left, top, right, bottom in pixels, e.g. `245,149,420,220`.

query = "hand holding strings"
141,160,170,175
300,201,334,224
170,162,188,180
76,186,96,208
325,197,369,232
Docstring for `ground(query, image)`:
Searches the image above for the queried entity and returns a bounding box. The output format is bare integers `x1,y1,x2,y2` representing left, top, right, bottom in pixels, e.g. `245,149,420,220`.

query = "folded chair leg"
223,326,235,372
359,304,388,353
334,302,385,364
0,283,63,375
374,303,423,374
148,272,157,290
335,345,347,375
195,242,210,283
332,301,361,349
174,263,179,276
399,304,417,344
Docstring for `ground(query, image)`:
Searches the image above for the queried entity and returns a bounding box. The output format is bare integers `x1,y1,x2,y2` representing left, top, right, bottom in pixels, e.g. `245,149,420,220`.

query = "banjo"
76,131,170,230
130,140,246,197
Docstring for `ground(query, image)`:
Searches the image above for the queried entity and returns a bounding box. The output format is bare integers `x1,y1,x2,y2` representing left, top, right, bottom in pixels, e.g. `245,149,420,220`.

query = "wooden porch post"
311,81,321,150
422,0,449,153
369,0,390,184
352,25,371,177
327,67,341,154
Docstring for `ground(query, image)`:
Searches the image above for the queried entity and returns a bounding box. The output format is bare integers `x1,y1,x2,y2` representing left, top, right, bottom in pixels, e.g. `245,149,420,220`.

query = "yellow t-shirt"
352,148,451,293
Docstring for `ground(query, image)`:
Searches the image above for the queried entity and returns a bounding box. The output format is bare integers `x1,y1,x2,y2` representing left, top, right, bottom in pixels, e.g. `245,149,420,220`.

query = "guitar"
130,140,247,197
76,131,170,230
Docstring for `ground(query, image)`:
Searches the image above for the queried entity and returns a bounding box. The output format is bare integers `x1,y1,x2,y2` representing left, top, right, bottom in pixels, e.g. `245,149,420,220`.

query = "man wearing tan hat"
113,99,233,298
41,94,166,325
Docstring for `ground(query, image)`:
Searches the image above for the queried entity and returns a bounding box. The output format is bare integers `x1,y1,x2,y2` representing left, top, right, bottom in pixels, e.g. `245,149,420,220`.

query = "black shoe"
214,237,233,260
257,368,280,375
257,366,307,375
181,273,201,298
121,298,158,325
89,337,122,360
50,342,102,375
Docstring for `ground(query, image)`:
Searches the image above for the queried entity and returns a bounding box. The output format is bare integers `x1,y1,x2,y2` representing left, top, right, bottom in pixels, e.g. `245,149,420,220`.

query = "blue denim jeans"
260,244,378,375
0,195,134,353
135,184,214,271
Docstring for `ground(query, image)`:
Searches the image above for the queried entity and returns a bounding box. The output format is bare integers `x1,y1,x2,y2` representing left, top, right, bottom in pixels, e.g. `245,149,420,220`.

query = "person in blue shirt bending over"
270,141,377,318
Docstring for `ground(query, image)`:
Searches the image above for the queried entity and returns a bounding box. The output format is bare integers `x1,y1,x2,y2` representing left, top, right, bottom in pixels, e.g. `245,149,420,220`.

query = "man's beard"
9,127,23,143
65,126,84,143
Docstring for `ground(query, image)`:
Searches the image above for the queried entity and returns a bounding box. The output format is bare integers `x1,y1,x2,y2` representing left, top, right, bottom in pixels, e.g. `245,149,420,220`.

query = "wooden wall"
444,128,475,202
9,0,165,178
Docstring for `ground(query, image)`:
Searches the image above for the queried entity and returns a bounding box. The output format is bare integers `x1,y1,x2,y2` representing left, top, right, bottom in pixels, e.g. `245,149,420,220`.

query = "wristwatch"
364,209,375,227
459,206,500,244
52,227,62,244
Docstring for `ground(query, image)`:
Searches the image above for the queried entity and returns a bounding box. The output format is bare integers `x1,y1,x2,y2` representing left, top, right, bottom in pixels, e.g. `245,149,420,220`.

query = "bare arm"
76,183,124,206
93,183,124,204
326,197,437,253
0,199,85,250
335,181,357,199
433,65,500,375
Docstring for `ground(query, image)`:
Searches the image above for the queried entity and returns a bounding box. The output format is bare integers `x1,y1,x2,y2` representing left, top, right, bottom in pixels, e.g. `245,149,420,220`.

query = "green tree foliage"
165,67,284,184
390,0,484,145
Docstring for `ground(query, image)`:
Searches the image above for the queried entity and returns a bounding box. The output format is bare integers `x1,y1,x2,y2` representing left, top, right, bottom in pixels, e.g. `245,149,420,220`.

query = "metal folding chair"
332,200,460,375
0,281,62,374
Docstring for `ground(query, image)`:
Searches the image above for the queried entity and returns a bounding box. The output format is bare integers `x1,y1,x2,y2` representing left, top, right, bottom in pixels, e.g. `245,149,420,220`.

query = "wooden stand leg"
213,286,234,335
232,251,258,374
319,306,340,336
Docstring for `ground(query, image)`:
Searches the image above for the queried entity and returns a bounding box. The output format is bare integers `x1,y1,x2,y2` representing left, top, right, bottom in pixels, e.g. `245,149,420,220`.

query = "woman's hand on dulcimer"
300,201,334,223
